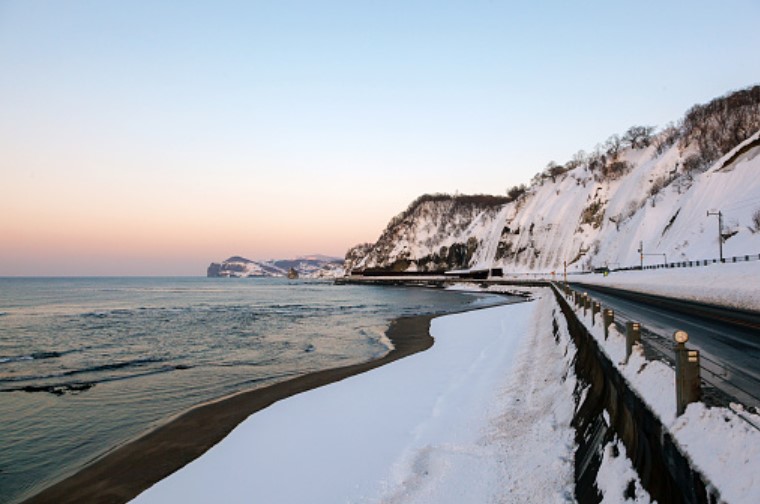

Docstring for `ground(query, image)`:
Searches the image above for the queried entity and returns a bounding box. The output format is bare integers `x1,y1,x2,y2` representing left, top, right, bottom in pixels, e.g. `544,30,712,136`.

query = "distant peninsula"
207,255,344,279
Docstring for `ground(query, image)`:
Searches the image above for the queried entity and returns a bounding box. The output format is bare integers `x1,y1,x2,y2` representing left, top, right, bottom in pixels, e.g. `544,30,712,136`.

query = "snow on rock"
131,294,577,504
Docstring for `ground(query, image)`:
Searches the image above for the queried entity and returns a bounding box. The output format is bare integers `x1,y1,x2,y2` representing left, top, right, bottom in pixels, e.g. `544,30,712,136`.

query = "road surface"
570,283,760,409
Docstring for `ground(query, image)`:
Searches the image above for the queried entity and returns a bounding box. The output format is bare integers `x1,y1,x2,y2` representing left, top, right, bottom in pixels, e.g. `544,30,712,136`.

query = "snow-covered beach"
131,293,579,503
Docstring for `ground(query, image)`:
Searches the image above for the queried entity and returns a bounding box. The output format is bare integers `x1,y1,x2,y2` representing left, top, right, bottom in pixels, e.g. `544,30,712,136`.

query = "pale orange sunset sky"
2,1,759,275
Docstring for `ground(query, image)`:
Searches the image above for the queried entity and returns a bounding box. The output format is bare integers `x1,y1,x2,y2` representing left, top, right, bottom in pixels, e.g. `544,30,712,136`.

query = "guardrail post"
582,293,589,316
591,302,600,326
674,330,701,416
625,321,641,363
603,308,614,340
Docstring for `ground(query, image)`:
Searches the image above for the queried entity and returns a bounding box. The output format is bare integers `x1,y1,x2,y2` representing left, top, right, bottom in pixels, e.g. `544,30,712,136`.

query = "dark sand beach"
22,314,434,504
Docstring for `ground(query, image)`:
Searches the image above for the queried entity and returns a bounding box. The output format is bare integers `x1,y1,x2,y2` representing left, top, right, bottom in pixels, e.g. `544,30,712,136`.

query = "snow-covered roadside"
568,261,760,312
132,295,577,503
567,290,760,503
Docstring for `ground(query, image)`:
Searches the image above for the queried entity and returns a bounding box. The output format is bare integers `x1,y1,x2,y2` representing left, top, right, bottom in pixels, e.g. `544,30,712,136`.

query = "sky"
1,0,759,276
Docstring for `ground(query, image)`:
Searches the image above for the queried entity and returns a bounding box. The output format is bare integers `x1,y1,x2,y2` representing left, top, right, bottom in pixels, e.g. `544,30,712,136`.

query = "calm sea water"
0,277,508,503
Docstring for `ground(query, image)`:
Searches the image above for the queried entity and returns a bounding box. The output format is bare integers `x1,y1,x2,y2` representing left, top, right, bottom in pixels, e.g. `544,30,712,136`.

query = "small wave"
0,356,32,364
0,382,95,396
31,351,62,359
268,303,309,311
360,325,394,352
88,364,188,385
2,362,191,392
0,351,63,364
1,357,166,382
62,357,164,377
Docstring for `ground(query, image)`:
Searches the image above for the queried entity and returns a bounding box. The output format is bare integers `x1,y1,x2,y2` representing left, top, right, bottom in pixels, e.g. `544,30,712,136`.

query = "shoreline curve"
22,314,435,504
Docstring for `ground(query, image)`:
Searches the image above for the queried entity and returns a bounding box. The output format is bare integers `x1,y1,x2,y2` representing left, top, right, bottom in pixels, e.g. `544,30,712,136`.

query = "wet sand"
22,314,435,504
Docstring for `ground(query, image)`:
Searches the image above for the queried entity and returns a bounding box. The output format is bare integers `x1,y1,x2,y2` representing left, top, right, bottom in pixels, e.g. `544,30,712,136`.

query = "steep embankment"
347,86,760,274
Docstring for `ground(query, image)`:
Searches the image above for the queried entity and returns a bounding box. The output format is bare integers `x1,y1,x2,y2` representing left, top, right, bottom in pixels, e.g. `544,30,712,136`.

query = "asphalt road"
570,283,760,410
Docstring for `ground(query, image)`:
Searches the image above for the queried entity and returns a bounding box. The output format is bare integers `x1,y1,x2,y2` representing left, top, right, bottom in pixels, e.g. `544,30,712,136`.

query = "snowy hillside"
348,86,760,274
492,130,760,273
207,256,344,279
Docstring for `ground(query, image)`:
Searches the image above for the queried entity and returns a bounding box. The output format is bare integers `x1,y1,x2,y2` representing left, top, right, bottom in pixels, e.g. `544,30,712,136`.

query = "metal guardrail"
570,252,760,275
555,283,760,430
479,251,760,278
618,253,760,272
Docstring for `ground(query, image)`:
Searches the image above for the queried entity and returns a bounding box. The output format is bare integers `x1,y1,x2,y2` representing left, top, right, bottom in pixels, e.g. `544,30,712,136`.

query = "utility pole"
563,260,567,285
638,241,644,269
707,210,723,261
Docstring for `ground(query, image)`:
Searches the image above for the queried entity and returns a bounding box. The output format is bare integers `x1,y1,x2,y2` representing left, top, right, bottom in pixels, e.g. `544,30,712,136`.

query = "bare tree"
681,85,760,166
622,125,655,149
653,122,681,156
544,161,567,182
605,134,623,160
507,184,527,201
572,149,588,167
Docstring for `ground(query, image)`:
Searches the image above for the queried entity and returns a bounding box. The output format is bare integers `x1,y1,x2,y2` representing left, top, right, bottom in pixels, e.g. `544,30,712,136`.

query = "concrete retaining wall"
552,286,721,504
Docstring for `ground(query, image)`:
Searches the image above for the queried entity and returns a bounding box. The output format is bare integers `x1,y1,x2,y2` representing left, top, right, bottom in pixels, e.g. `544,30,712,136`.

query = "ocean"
0,277,508,504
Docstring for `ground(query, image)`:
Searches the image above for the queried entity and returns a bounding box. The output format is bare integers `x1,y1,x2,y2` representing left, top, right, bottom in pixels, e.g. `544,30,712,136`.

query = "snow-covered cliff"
346,195,509,273
491,131,760,274
348,86,760,274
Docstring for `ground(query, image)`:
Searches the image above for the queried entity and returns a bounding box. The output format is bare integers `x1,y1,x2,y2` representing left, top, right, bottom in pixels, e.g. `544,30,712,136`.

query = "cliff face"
345,195,510,273
348,87,760,274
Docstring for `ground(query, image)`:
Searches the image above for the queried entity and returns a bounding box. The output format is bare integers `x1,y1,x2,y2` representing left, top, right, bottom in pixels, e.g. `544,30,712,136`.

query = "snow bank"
132,295,577,503
569,292,760,503
569,261,760,312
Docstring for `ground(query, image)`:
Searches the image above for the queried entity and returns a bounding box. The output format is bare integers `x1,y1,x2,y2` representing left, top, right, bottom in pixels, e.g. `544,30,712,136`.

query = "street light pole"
563,260,567,285
707,210,723,261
